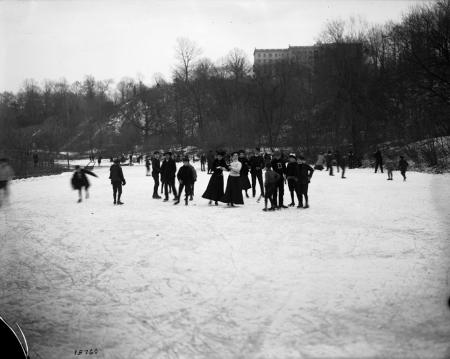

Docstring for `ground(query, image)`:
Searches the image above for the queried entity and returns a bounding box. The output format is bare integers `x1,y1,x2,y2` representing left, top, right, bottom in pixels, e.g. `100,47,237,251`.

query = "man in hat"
151,151,161,198
270,151,287,209
175,157,195,205
296,155,314,208
286,153,299,207
109,158,126,205
161,151,178,201
249,148,265,199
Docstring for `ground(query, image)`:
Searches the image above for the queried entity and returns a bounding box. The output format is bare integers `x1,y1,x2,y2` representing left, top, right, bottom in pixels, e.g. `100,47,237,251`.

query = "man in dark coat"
326,150,334,176
373,148,383,173
285,154,299,207
296,155,314,208
109,159,126,205
239,150,251,198
151,151,161,198
399,156,409,181
161,152,178,201
200,153,207,171
175,157,195,205
206,150,215,174
249,148,265,199
270,151,287,209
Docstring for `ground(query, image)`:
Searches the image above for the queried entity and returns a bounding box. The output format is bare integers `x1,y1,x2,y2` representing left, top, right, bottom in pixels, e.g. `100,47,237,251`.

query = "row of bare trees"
1,1,449,161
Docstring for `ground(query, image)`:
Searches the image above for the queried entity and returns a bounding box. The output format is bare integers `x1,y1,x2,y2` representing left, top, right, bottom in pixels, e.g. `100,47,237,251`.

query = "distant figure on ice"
0,158,14,206
340,152,347,179
249,148,265,199
161,152,178,202
151,152,161,198
97,156,102,167
399,156,409,181
109,159,126,205
263,163,280,212
175,157,195,206
326,150,334,176
314,152,326,170
220,152,244,207
296,155,314,209
200,153,206,172
286,154,300,207
71,165,98,203
373,148,383,173
385,157,395,180
202,151,228,206
129,154,133,166
145,156,151,176
271,151,287,209
239,150,251,198
348,150,355,169
207,150,215,174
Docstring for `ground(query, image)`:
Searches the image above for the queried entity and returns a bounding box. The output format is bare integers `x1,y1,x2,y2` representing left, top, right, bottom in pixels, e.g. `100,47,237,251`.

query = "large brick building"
253,45,319,69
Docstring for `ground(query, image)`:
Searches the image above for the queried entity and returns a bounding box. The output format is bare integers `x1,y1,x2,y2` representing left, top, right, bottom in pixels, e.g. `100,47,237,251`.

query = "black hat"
238,149,245,154
165,151,172,156
298,155,305,160
114,158,120,164
153,151,160,155
231,151,239,156
182,156,189,162
216,151,225,156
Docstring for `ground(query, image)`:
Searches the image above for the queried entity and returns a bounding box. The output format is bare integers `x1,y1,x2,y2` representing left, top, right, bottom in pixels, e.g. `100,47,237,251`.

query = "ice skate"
117,201,124,205
288,202,295,207
174,200,180,205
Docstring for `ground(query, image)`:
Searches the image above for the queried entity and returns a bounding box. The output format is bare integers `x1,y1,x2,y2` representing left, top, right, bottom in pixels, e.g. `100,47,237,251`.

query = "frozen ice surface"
1,164,449,359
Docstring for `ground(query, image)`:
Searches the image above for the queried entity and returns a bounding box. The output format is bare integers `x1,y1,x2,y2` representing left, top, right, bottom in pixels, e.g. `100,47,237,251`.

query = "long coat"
202,159,228,201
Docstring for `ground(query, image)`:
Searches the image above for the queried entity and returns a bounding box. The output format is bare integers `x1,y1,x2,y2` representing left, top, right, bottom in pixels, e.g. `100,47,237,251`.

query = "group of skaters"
67,145,411,207
148,148,314,211
372,148,409,181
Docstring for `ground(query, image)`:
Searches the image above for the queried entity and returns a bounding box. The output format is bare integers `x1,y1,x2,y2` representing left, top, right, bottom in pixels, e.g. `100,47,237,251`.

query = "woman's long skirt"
202,174,224,202
220,176,244,205
240,173,251,190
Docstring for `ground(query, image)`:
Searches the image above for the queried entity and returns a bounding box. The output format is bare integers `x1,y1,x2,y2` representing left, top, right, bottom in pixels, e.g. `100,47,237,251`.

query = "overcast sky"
1,0,427,91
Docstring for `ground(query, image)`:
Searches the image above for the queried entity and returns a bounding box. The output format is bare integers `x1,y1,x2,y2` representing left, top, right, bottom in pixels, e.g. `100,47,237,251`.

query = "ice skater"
187,158,197,201
399,156,409,181
286,154,300,207
0,158,14,207
161,152,177,201
373,147,383,173
71,165,98,203
200,153,206,171
326,150,334,176
220,152,244,207
202,151,228,206
175,157,195,205
263,163,280,211
151,151,161,198
97,156,102,167
249,148,265,199
145,156,151,176
239,150,251,198
296,155,314,208
385,157,395,180
314,152,326,170
270,151,287,209
109,159,126,205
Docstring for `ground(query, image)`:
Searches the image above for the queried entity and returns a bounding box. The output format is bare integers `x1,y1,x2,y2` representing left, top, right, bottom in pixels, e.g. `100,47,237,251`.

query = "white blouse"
229,160,242,177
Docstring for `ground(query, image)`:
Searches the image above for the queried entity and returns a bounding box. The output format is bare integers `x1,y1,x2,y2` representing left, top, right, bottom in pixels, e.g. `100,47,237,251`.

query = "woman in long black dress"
220,152,244,207
239,150,251,198
202,152,228,205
